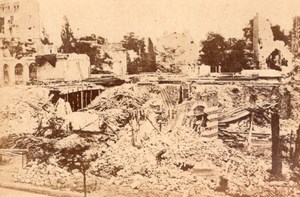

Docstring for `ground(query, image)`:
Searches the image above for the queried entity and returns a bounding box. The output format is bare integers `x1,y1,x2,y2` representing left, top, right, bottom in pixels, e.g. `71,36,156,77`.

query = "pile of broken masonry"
1,83,299,197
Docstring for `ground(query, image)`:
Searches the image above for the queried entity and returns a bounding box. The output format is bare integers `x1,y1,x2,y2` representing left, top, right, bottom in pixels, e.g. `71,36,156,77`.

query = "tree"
74,34,112,74
60,16,76,53
126,54,141,74
121,32,144,74
199,32,227,72
121,32,156,74
61,26,112,73
271,25,289,45
140,38,157,72
55,135,98,197
223,39,248,72
242,19,255,68
242,19,254,48
121,32,144,55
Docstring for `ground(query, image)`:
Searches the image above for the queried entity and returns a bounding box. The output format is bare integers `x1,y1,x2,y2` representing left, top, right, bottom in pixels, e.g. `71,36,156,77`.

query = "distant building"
35,53,90,81
101,43,127,76
0,0,41,44
291,16,300,56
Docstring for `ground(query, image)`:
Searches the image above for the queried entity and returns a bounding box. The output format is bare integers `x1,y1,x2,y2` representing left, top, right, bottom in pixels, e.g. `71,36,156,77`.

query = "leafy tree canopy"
121,32,156,74
59,16,112,74
60,16,76,53
199,32,227,72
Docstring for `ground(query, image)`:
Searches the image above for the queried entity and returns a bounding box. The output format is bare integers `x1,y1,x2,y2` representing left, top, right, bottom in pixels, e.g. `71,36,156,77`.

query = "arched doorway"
29,63,37,82
15,63,23,85
3,64,9,85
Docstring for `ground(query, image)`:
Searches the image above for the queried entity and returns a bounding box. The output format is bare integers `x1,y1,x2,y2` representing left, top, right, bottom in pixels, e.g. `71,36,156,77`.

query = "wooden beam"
81,88,84,109
247,112,254,152
293,124,300,166
271,112,282,177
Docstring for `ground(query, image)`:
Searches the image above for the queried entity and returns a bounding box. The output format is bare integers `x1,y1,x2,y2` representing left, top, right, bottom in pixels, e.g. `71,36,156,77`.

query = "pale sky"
38,0,300,45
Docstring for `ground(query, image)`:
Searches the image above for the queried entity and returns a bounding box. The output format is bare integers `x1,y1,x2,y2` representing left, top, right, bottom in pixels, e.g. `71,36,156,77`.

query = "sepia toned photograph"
0,0,300,196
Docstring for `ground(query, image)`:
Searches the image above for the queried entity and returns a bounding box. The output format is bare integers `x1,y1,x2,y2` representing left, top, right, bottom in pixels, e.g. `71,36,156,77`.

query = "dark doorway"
15,63,23,85
3,64,9,85
29,63,37,82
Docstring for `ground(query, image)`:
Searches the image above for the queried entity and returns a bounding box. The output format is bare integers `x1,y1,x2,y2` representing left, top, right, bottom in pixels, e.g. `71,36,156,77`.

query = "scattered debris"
1,83,300,196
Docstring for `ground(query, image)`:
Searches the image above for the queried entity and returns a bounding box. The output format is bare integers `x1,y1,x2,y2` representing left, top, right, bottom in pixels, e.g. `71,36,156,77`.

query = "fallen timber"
218,103,277,143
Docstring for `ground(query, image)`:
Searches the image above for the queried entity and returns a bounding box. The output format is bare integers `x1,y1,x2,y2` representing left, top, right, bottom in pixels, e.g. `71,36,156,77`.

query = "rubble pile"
15,161,104,192
15,124,278,196
218,85,300,136
217,85,245,112
6,83,300,196
15,133,108,192
85,84,150,111
61,84,158,136
98,123,299,196
0,133,30,149
87,126,275,196
0,86,49,136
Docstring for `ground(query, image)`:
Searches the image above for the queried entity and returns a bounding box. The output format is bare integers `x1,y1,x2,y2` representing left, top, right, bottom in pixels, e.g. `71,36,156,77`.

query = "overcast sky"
39,0,300,44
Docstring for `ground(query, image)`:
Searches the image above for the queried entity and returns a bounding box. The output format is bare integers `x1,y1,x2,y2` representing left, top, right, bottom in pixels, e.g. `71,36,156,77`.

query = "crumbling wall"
253,13,293,73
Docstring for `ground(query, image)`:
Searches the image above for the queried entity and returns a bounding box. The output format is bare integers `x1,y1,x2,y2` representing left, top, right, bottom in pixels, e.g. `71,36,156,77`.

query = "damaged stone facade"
0,56,35,85
0,0,41,45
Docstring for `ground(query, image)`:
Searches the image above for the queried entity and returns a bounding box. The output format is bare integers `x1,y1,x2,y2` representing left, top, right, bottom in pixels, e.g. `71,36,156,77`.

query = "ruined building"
0,0,41,44
0,0,40,86
252,13,293,73
0,0,91,86
291,16,300,56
